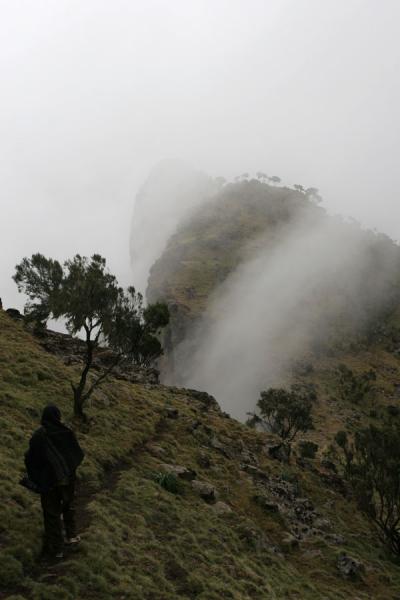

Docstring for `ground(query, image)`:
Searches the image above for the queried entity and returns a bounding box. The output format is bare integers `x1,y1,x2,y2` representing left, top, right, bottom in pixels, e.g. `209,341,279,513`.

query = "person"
25,404,84,559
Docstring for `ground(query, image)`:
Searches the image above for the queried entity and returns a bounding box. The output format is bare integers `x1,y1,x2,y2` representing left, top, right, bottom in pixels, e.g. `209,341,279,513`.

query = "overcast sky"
1,0,399,311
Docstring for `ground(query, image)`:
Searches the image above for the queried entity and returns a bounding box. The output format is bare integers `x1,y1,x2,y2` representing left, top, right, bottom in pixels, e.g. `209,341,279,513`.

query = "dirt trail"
2,416,169,599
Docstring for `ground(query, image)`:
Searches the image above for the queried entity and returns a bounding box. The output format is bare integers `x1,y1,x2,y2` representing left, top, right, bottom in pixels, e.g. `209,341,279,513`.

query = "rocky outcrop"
336,552,365,579
33,326,159,385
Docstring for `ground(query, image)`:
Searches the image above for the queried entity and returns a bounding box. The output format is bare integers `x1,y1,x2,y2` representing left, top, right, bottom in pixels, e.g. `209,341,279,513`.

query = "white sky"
1,0,399,310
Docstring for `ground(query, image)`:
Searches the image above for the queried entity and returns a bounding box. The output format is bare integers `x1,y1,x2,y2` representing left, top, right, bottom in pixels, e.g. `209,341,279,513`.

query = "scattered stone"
241,464,269,479
321,459,337,473
160,464,196,481
336,552,365,579
281,533,299,551
188,419,201,432
146,444,166,458
327,533,346,545
185,389,221,412
191,480,218,503
265,442,291,463
211,501,232,515
253,495,280,513
196,451,211,468
313,517,331,531
210,434,236,459
165,407,179,419
387,405,400,417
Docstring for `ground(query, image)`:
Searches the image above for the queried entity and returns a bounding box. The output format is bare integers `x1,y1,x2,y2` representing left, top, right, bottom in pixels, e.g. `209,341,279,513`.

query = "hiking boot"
65,535,81,545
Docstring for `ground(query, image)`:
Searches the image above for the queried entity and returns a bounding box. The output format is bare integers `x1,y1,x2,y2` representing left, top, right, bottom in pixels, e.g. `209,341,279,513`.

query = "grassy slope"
2,312,400,599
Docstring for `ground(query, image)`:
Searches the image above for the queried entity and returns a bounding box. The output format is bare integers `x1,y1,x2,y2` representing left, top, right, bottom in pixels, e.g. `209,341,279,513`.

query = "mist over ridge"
137,164,400,419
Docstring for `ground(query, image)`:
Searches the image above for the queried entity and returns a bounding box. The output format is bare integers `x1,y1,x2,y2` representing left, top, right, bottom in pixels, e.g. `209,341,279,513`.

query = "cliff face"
3,309,400,599
146,179,400,417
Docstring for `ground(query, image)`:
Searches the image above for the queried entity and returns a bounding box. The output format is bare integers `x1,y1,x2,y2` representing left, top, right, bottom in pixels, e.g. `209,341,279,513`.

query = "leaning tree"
14,253,169,419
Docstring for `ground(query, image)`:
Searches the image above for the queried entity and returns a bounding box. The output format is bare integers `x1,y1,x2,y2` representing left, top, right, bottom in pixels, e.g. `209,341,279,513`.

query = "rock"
253,495,280,513
210,435,236,459
336,552,365,579
387,405,400,417
196,451,211,468
211,501,232,515
188,419,201,432
321,459,337,473
186,389,221,412
241,464,269,479
6,308,23,320
265,442,291,463
160,464,196,481
313,517,331,531
146,444,166,458
327,533,346,545
281,533,299,552
191,480,218,503
164,407,179,419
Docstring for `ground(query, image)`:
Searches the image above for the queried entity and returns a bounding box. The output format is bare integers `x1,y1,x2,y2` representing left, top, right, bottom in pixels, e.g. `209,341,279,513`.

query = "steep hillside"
3,310,400,599
147,179,400,416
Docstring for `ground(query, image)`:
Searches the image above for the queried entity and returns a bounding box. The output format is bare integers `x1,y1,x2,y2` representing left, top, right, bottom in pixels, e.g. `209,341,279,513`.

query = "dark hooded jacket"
25,405,84,492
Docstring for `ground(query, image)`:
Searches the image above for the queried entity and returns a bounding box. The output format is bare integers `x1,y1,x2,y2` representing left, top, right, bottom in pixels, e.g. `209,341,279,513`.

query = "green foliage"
336,364,376,404
154,472,183,495
248,385,315,446
14,254,169,417
336,424,400,555
298,440,319,459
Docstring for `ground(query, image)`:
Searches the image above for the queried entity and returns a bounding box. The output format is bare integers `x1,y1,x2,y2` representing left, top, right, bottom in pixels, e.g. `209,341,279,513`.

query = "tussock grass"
2,310,400,598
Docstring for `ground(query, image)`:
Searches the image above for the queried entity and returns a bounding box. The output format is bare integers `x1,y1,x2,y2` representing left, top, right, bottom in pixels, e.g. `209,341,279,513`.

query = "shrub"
336,364,376,404
154,472,183,495
247,385,315,457
298,440,319,459
335,424,400,555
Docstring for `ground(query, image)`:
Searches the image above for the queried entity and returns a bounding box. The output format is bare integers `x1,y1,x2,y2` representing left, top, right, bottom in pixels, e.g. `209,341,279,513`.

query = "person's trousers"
40,480,76,554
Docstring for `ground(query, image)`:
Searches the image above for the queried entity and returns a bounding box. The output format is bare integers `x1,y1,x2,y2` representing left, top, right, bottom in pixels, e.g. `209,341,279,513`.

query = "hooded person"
25,404,84,558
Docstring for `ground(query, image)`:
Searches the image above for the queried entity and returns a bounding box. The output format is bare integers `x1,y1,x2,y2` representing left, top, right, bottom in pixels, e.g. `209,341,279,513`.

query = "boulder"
6,308,23,320
196,451,211,468
146,444,167,458
253,495,280,513
160,464,196,481
164,407,179,419
191,480,218,503
281,533,299,552
336,552,365,579
211,501,232,515
210,434,236,459
265,442,291,463
186,389,221,412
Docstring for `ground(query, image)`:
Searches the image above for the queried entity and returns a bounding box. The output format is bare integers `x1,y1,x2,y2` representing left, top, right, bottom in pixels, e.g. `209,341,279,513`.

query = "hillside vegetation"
147,179,400,394
3,310,400,599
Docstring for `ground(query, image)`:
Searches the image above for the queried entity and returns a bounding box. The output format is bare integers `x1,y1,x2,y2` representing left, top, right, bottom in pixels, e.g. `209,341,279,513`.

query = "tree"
269,175,281,185
14,253,169,419
293,184,305,193
305,187,322,203
247,385,315,452
335,425,400,555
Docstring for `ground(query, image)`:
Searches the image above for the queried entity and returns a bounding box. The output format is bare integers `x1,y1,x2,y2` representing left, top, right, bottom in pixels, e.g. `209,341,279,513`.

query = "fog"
1,1,400,311
170,210,400,419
